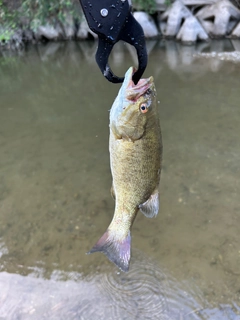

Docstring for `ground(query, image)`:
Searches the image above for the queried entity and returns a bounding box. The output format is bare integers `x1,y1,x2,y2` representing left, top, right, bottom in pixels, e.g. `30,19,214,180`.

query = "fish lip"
110,67,154,134
123,67,153,101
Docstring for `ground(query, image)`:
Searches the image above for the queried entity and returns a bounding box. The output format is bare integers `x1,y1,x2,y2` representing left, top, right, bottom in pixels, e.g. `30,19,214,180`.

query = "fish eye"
140,103,148,114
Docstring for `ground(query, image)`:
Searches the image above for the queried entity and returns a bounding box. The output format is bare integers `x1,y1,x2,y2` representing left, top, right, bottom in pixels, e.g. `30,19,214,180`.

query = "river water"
0,39,240,319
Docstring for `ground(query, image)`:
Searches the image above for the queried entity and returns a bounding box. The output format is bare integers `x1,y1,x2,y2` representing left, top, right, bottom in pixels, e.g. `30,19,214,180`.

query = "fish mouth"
123,67,154,101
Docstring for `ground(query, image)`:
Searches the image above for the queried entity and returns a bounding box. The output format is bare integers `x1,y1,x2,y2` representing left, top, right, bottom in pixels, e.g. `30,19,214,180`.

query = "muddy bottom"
0,39,240,319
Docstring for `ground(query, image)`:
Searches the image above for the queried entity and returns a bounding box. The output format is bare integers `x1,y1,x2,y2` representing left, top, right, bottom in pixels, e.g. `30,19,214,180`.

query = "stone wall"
135,0,240,43
1,0,240,50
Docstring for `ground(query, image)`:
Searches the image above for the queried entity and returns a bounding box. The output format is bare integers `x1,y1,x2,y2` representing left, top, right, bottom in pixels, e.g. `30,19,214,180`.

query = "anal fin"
139,188,159,218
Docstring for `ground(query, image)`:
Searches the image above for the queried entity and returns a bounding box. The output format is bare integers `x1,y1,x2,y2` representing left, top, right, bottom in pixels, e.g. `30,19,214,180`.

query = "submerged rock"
160,0,192,37
133,11,159,38
196,0,240,37
177,15,209,43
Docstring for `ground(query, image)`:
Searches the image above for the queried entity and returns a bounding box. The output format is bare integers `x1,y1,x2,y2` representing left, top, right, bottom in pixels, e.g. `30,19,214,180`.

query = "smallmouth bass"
88,67,163,272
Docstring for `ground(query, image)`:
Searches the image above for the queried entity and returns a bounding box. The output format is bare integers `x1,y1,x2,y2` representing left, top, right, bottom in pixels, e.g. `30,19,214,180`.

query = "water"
0,39,240,319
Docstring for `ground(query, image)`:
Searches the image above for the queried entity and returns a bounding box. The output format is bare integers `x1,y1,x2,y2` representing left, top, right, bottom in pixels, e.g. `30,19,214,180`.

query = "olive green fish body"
109,109,161,226
88,67,162,271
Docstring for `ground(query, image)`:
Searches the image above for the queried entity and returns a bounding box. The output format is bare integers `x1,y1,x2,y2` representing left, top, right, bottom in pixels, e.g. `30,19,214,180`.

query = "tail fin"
87,229,131,272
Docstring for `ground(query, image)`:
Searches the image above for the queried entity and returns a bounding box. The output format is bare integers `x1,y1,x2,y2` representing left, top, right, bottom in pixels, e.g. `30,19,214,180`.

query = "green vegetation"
132,0,157,14
0,0,17,43
21,0,80,30
164,0,173,6
0,29,13,43
0,0,80,45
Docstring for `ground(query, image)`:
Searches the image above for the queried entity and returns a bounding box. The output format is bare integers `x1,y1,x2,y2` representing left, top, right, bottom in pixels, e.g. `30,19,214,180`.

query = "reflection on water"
1,249,238,320
0,40,240,319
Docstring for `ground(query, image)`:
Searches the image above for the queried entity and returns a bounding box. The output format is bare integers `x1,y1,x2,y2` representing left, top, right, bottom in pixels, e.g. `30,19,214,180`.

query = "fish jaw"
110,67,155,141
110,67,154,119
120,67,154,101
125,69,154,102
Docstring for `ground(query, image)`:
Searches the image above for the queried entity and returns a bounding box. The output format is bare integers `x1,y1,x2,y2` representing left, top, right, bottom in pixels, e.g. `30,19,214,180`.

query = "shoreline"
1,0,240,51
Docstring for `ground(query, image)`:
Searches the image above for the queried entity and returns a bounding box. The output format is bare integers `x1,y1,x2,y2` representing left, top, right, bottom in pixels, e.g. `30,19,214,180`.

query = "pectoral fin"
139,189,159,218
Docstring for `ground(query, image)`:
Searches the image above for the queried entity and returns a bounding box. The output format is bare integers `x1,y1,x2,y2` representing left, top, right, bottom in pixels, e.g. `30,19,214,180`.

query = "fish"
88,67,163,272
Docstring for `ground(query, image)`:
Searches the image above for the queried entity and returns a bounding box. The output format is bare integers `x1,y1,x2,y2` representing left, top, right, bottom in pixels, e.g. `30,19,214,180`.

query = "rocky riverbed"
1,0,240,50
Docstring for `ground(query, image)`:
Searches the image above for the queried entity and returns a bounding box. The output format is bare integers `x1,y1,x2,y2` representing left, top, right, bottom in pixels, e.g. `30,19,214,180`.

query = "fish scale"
88,67,163,272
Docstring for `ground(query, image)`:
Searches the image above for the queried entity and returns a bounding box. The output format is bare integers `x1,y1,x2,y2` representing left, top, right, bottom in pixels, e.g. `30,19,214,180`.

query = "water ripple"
0,251,238,319
97,250,176,320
